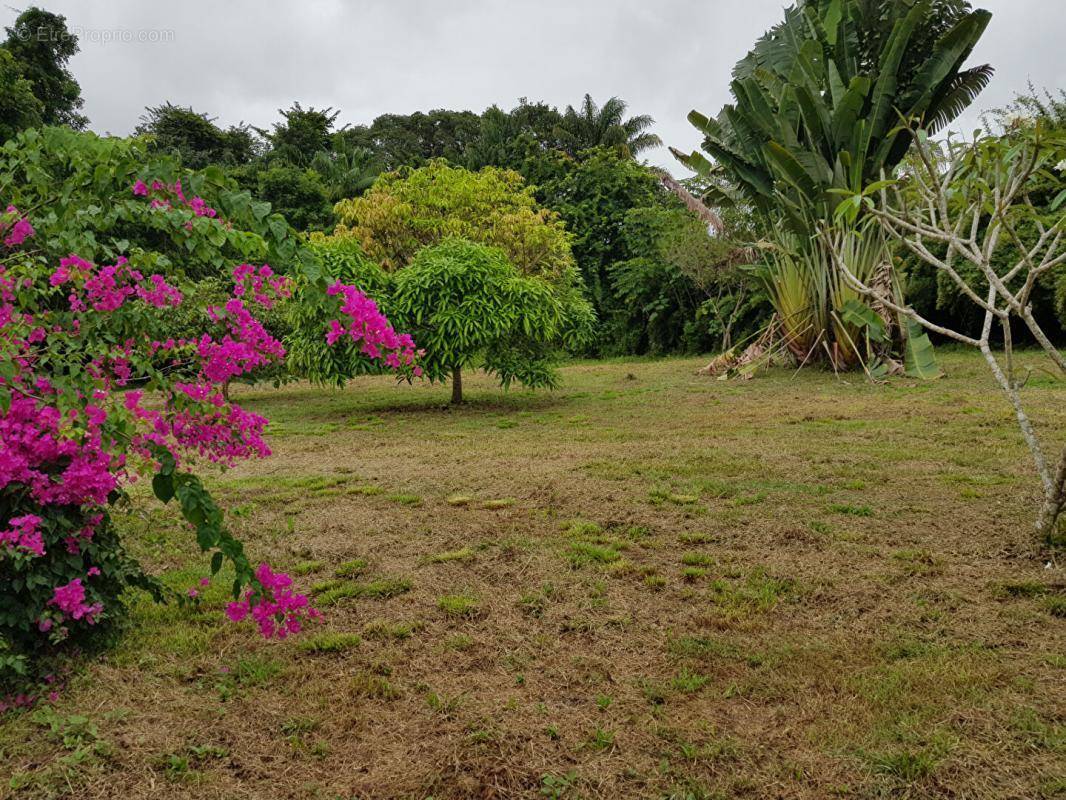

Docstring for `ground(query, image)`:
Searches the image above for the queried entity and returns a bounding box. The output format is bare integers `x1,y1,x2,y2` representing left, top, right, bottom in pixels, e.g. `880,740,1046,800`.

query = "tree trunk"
451,366,463,404
657,173,725,236
1037,445,1066,543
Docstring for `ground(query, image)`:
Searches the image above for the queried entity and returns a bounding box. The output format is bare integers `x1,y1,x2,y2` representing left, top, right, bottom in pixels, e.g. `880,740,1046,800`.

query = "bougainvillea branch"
1,192,418,701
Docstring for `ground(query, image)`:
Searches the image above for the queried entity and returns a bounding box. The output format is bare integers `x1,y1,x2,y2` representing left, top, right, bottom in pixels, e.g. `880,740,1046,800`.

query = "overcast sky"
3,0,1063,175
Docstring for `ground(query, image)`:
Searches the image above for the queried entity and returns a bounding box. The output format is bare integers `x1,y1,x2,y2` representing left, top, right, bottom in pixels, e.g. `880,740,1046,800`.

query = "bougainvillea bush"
0,166,417,708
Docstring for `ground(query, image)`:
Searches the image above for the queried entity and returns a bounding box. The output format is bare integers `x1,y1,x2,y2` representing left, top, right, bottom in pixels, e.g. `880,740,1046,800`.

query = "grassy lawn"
2,351,1064,799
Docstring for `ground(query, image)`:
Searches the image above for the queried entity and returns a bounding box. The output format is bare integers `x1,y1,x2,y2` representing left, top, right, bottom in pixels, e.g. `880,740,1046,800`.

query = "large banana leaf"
903,318,941,379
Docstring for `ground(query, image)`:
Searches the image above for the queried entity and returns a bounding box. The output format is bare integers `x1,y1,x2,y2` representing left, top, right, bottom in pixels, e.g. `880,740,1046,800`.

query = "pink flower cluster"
51,255,182,312
0,514,45,558
326,281,423,373
0,392,118,509
233,263,291,309
225,563,319,639
200,297,287,384
1,206,34,248
133,179,217,218
48,578,103,625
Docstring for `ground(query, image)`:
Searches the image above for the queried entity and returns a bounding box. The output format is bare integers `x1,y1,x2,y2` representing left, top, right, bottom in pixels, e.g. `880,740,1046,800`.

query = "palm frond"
925,64,994,133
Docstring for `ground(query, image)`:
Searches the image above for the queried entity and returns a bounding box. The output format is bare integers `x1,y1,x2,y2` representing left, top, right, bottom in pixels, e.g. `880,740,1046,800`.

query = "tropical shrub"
900,87,1066,341
289,237,592,403
0,49,42,144
0,127,306,282
537,147,661,336
610,204,763,354
0,176,416,705
332,159,575,278
253,163,334,233
673,0,993,370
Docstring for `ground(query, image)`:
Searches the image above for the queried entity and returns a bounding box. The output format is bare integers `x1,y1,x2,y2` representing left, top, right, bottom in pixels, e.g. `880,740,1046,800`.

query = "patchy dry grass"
1,351,1064,799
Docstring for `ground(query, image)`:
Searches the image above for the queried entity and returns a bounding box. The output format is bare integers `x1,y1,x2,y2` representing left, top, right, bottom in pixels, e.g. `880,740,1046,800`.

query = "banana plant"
673,0,992,226
673,0,990,371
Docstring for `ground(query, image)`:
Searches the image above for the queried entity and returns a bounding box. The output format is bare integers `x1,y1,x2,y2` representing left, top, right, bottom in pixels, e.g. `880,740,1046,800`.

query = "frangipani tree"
673,0,992,370
830,123,1066,542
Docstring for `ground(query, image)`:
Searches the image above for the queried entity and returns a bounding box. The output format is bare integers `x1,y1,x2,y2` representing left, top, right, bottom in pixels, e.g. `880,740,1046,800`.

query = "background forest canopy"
2,3,1065,360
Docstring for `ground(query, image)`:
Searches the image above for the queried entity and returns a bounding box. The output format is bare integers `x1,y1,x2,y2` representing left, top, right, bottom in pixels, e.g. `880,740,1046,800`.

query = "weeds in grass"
335,558,369,578
868,748,939,782
291,560,325,576
892,549,943,577
649,489,699,506
562,519,602,537
681,552,715,567
362,619,423,640
281,717,320,736
679,532,716,544
438,594,480,618
644,574,667,590
347,484,384,496
423,547,475,564
995,580,1050,598
581,727,615,751
732,492,767,507
671,669,709,693
310,578,345,596
829,503,874,517
707,568,794,615
234,656,283,686
540,771,579,798
425,690,463,718
566,541,621,567
519,591,549,617
445,633,474,650
297,632,362,653
350,672,400,700
316,577,413,606
387,493,422,506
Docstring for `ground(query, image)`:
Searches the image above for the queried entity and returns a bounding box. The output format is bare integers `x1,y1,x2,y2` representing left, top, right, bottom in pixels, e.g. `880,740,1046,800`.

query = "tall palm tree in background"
309,140,383,203
556,94,662,158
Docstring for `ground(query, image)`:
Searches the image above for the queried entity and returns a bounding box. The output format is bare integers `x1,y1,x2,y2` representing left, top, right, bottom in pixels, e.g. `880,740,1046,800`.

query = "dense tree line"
3,4,1064,358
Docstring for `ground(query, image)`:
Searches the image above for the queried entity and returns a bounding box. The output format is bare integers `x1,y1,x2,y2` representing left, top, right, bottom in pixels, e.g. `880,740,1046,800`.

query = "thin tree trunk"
451,366,463,404
1037,445,1066,543
657,174,725,236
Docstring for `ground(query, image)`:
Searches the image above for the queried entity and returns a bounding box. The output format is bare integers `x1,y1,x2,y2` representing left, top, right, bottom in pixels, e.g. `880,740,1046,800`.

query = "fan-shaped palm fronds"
309,140,383,203
555,94,663,158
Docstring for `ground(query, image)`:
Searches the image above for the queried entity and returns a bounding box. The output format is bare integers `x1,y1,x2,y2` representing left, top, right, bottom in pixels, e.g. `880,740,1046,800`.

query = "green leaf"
822,0,843,46
903,318,941,379
152,472,174,504
840,299,887,342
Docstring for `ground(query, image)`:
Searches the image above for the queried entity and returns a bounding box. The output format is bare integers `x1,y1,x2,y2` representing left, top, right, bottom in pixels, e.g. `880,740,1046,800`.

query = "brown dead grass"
1,352,1064,800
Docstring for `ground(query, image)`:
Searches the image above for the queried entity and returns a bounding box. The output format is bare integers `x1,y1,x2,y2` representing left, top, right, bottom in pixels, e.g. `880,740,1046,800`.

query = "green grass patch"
437,594,480,618
335,558,369,578
297,632,362,654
